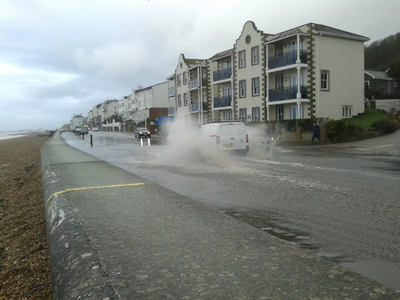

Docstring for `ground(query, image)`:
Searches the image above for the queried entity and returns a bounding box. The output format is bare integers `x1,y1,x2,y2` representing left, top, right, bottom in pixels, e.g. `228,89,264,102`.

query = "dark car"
135,127,151,138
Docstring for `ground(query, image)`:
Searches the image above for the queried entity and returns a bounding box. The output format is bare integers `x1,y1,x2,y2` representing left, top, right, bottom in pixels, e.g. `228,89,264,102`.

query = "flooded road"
63,131,400,290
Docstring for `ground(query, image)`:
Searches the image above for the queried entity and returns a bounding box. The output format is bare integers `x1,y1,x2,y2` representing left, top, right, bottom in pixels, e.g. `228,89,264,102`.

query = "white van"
198,122,249,155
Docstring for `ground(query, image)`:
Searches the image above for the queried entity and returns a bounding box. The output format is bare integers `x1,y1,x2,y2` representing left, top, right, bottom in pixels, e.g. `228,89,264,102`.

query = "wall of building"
316,36,365,120
234,21,265,122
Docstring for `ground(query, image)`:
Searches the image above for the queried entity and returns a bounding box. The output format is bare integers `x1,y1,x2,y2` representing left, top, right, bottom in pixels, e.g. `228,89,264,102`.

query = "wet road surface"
63,131,400,290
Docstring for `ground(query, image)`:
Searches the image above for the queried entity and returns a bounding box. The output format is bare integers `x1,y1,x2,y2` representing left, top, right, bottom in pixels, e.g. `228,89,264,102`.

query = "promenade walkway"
41,132,398,299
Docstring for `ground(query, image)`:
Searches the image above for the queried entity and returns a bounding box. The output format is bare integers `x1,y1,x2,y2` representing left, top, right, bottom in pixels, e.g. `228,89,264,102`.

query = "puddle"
225,209,400,291
341,259,400,290
224,210,318,250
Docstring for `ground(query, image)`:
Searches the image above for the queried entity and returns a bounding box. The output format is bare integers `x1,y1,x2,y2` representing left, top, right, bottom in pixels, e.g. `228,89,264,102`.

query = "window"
252,77,260,96
251,46,259,65
239,108,247,123
239,80,246,97
252,107,260,122
342,106,352,118
276,43,283,56
321,70,329,91
177,74,181,87
276,75,283,89
277,106,284,120
222,60,231,69
183,93,188,106
239,50,246,68
178,94,182,107
223,110,232,121
290,105,304,119
183,72,187,85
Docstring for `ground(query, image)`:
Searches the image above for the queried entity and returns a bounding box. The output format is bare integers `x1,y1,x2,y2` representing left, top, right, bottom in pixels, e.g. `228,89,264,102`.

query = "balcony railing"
189,78,208,89
168,86,175,96
189,79,198,89
213,95,232,108
189,102,207,112
168,106,176,115
268,50,307,69
213,68,232,82
269,86,308,101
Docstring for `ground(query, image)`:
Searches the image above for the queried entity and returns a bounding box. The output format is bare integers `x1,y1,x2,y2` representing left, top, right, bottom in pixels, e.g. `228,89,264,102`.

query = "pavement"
282,128,400,159
41,132,400,299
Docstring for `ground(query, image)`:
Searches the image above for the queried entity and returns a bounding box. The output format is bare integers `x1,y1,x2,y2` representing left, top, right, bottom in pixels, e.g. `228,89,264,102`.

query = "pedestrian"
312,123,321,144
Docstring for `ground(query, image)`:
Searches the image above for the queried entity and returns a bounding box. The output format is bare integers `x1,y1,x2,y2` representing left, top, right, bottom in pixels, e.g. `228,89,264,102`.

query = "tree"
388,54,400,84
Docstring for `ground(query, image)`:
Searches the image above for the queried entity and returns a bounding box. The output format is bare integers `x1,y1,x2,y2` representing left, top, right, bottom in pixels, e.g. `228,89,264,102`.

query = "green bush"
326,119,336,141
326,119,366,142
297,119,314,130
334,120,349,142
371,119,397,133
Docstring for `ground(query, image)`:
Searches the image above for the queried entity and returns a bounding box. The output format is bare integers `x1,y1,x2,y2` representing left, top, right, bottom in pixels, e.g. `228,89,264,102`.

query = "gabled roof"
267,28,307,43
209,48,234,61
265,23,369,45
365,70,393,80
314,24,369,42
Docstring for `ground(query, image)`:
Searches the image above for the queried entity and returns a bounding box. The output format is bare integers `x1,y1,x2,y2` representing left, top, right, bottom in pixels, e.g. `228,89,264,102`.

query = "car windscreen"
137,128,148,131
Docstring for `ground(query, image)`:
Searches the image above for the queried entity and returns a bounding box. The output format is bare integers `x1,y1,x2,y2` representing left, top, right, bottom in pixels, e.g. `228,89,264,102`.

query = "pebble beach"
0,133,52,299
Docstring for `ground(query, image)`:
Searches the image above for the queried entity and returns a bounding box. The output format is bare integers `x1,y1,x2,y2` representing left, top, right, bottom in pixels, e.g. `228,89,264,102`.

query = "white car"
198,122,249,155
254,130,273,150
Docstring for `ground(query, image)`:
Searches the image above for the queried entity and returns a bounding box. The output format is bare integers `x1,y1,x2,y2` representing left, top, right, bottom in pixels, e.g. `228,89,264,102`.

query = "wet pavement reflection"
62,131,400,290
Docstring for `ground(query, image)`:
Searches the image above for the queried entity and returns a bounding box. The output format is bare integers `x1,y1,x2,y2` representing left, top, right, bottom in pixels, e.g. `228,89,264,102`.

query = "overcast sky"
1,0,399,131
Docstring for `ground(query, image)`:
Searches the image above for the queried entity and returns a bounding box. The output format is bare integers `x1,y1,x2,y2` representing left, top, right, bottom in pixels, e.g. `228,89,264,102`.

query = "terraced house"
158,21,369,127
265,23,369,122
171,54,208,126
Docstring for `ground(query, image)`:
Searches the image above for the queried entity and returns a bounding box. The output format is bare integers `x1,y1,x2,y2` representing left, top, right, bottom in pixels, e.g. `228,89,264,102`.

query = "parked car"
135,127,151,138
80,127,89,135
198,121,249,155
92,128,99,131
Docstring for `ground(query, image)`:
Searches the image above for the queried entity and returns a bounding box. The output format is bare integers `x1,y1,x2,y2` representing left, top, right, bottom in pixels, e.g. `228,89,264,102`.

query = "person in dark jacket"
312,123,321,144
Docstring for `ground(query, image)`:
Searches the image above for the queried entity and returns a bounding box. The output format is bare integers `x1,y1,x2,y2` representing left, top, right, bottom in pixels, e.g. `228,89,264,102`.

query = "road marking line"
46,183,145,205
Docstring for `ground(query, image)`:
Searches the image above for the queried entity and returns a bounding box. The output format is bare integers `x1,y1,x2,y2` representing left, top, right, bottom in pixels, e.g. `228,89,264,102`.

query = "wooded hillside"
365,32,400,71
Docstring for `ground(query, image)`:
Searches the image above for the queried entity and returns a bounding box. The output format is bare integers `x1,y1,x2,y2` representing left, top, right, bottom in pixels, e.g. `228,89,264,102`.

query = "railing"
168,106,176,115
189,79,198,89
269,86,308,101
213,95,232,108
213,68,232,82
168,86,175,96
190,102,207,112
268,50,307,69
189,78,208,89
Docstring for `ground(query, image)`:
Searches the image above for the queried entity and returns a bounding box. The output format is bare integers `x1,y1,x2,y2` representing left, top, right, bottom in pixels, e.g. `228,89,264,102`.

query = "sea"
0,132,29,141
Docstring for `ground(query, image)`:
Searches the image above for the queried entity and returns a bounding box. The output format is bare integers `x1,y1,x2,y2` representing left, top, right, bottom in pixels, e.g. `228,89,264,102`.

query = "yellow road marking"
46,183,145,205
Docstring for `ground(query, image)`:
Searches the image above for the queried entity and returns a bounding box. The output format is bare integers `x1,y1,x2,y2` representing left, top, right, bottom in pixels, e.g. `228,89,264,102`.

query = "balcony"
189,79,198,89
168,106,176,115
268,50,307,70
189,78,208,89
190,102,207,112
269,86,308,102
213,95,232,108
213,68,232,82
168,86,175,97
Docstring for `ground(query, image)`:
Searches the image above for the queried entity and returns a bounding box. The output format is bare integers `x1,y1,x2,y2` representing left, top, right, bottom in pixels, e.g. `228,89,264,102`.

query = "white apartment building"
264,23,369,122
166,74,176,117
209,49,234,122
69,114,85,130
